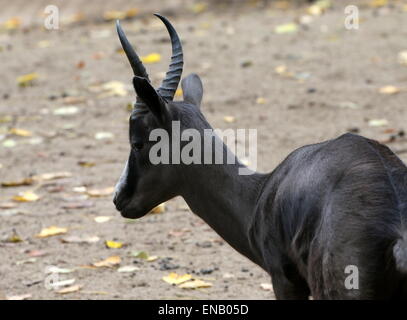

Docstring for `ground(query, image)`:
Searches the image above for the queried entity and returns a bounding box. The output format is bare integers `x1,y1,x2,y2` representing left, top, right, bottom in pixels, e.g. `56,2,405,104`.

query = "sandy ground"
0,0,406,299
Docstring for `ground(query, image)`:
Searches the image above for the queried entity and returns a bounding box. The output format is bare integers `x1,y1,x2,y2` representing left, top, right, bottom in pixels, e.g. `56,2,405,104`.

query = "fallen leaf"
57,284,82,294
96,81,128,98
191,3,207,14
223,116,236,123
275,23,298,34
2,178,34,187
175,88,183,97
86,187,114,197
260,283,273,291
105,240,123,249
46,266,75,274
3,139,16,148
379,85,400,95
4,17,21,30
26,250,47,257
53,106,79,116
13,191,40,202
141,53,161,64
4,230,22,243
0,202,17,209
132,251,149,259
6,293,31,300
398,51,407,66
93,256,121,268
94,216,112,223
9,128,32,137
36,226,68,238
95,132,114,140
50,278,76,289
78,161,96,168
162,273,193,285
368,119,389,127
369,0,388,8
118,266,139,273
61,235,100,244
17,73,38,87
150,203,165,214
256,97,266,104
32,171,72,181
179,279,212,289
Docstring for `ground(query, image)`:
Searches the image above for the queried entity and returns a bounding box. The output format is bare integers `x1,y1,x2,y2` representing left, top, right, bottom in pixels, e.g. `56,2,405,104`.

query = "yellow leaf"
162,273,193,285
379,85,400,95
175,88,183,97
178,279,213,289
256,97,266,104
86,187,114,197
57,284,82,294
369,0,388,8
2,178,34,187
105,240,123,249
13,191,39,202
36,226,68,238
141,53,161,64
275,23,298,34
150,203,165,214
146,255,158,262
125,8,139,18
9,128,32,137
4,17,21,30
7,231,22,243
223,116,236,123
17,73,39,87
93,256,121,268
103,11,126,21
191,3,207,14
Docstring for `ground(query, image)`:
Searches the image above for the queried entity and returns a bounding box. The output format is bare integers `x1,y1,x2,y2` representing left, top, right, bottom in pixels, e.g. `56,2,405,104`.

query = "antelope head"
113,14,204,219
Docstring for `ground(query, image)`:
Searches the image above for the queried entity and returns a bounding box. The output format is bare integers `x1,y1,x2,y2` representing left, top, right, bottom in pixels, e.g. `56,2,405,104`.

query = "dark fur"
115,62,407,299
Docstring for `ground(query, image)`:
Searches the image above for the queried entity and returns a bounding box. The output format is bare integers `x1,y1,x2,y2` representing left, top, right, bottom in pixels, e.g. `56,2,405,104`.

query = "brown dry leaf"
162,273,193,285
2,178,34,187
9,128,32,137
379,85,400,95
13,191,40,202
78,161,96,168
178,279,213,289
93,256,121,268
150,203,165,214
57,284,82,294
17,73,38,87
86,187,114,197
36,226,68,238
6,293,31,300
105,240,123,249
0,202,17,209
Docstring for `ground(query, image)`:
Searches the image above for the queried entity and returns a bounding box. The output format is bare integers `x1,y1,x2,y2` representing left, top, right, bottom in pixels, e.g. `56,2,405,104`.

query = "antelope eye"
131,141,144,150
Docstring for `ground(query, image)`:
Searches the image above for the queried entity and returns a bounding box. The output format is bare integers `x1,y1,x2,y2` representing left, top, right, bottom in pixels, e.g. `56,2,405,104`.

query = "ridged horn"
154,14,184,102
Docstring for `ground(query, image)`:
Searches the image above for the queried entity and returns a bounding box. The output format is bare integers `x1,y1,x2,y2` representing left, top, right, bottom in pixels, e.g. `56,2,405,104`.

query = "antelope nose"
113,190,130,211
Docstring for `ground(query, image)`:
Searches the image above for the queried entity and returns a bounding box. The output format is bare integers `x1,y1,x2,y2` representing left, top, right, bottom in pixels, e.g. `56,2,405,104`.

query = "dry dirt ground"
0,0,406,300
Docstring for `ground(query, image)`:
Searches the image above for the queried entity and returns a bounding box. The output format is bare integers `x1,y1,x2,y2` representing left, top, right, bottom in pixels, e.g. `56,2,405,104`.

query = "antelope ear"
181,73,203,108
132,76,170,124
